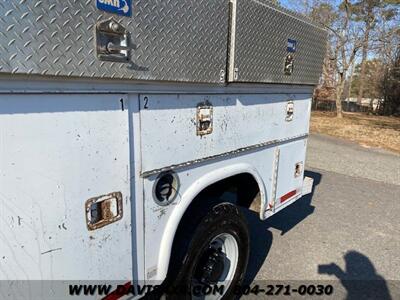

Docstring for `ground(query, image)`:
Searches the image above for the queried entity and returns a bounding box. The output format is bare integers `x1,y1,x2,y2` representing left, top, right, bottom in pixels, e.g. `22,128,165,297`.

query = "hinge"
234,67,239,80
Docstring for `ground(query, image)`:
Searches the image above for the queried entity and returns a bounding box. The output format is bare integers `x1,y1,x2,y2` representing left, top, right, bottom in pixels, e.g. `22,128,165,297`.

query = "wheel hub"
192,233,240,300
197,248,226,284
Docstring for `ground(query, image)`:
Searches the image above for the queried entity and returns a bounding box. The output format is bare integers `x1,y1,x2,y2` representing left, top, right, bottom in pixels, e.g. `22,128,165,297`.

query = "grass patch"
310,112,400,154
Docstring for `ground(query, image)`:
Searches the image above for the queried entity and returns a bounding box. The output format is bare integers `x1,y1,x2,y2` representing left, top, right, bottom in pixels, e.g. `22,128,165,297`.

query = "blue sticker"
96,0,132,17
287,39,297,53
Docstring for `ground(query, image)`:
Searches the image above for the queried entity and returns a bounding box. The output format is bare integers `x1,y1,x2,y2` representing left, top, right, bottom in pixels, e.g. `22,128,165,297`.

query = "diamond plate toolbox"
229,0,328,85
0,0,229,83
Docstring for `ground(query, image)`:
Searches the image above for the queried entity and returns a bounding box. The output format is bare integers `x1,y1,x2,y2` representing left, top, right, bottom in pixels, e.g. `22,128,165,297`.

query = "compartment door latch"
96,19,132,63
286,101,294,122
196,101,214,136
86,192,123,230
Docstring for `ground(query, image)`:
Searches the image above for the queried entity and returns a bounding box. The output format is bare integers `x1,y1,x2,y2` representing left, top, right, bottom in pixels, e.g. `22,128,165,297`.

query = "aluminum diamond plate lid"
229,0,327,85
0,0,229,83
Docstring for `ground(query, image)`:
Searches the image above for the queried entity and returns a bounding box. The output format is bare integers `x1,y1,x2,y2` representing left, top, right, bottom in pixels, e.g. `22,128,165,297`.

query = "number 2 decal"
143,96,149,109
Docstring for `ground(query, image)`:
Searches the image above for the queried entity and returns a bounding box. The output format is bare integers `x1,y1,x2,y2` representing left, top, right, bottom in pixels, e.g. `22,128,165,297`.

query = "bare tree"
353,0,398,105
382,45,400,115
284,0,398,117
353,1,377,105
306,0,362,117
329,1,362,117
347,60,356,101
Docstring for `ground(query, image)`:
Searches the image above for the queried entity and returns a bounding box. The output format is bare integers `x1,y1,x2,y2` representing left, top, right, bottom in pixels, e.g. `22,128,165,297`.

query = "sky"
279,0,298,10
279,0,342,13
279,0,308,12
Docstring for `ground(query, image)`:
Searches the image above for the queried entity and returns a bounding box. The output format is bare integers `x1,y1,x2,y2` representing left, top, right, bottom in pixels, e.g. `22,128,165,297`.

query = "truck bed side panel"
139,94,310,174
0,94,133,280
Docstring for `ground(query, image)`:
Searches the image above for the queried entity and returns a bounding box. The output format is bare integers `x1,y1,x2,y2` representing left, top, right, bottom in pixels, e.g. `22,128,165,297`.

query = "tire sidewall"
170,203,249,300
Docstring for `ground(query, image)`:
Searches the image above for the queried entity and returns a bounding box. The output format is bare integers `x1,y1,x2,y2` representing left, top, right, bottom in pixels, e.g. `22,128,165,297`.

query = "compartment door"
0,0,229,84
0,94,134,281
229,0,327,85
274,139,308,210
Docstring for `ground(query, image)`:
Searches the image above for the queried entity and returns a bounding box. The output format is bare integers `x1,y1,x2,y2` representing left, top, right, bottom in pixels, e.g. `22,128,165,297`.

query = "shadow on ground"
243,170,322,284
267,170,322,235
319,251,392,300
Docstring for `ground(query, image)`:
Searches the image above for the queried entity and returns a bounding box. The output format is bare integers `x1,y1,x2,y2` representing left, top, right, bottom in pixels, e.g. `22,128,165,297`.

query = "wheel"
165,202,250,300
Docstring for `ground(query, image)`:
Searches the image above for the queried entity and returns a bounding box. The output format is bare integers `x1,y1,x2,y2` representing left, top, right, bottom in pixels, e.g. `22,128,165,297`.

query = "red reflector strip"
102,282,132,300
280,189,297,203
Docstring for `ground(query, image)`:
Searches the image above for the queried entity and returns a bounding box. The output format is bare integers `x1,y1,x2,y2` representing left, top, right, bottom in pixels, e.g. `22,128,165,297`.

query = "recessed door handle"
107,42,132,53
96,19,131,63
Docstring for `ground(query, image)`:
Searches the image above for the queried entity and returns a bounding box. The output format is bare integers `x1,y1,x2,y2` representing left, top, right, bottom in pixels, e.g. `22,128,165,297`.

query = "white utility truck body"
0,0,326,298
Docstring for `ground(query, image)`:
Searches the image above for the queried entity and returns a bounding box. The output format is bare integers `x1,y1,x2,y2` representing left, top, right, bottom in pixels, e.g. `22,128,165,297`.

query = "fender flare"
154,163,266,281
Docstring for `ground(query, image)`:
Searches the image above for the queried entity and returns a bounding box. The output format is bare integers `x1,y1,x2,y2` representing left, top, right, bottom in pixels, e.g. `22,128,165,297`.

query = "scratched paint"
140,92,312,282
0,90,312,288
0,94,133,281
139,94,310,174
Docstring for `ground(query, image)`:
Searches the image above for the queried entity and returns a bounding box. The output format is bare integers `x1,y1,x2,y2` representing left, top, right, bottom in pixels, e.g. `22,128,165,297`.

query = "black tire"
165,202,250,300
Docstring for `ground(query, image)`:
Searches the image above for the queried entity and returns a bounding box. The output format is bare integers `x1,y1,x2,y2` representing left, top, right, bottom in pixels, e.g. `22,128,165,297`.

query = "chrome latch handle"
286,101,294,122
107,42,132,53
96,19,131,63
196,101,214,136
